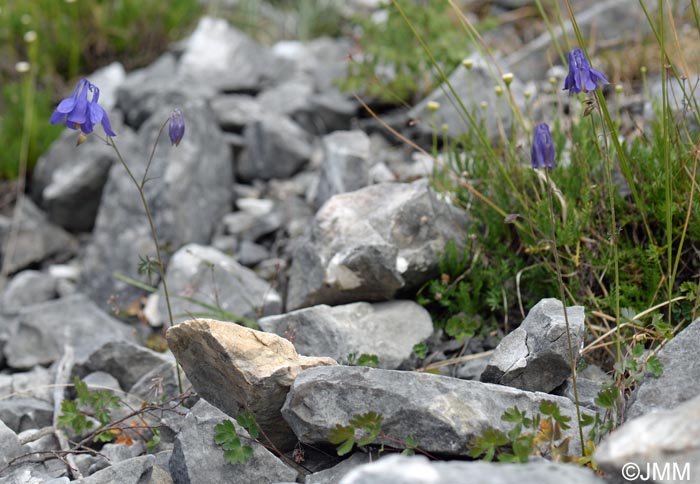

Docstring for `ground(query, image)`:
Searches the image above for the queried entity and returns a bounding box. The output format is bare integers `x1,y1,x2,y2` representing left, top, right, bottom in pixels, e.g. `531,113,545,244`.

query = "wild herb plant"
467,402,586,464
49,77,185,390
374,0,700,460
328,411,424,458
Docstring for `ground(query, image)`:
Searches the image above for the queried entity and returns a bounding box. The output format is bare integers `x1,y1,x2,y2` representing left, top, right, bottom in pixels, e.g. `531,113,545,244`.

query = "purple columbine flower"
531,123,555,170
50,78,116,136
563,48,609,94
169,108,185,146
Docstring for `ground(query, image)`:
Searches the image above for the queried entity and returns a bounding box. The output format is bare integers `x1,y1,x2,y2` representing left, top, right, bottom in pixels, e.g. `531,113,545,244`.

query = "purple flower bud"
531,123,555,170
50,79,116,137
563,48,609,94
169,109,185,147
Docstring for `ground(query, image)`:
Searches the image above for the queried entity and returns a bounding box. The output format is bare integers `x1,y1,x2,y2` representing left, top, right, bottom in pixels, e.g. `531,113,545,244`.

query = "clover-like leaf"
237,410,259,439
328,424,355,456
350,411,383,446
214,420,254,465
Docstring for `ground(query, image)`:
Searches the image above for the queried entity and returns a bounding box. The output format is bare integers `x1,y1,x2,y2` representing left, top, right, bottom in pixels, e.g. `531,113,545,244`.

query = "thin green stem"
563,0,658,256
591,101,622,425
543,167,585,455
108,137,182,393
658,0,674,330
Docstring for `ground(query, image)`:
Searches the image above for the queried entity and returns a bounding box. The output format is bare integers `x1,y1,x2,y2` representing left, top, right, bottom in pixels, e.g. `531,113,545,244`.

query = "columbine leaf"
214,420,238,446
236,410,259,439
74,376,90,405
646,355,663,377
328,424,355,456
355,354,379,368
351,411,383,446
224,444,253,464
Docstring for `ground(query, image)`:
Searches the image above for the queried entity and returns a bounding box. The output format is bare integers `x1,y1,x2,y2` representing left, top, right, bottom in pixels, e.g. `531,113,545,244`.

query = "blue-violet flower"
563,48,609,94
531,123,555,170
169,109,185,146
50,79,116,136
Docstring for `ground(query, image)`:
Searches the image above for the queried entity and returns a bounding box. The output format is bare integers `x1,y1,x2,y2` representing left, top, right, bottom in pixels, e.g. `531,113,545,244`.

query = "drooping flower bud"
169,108,185,147
531,123,555,170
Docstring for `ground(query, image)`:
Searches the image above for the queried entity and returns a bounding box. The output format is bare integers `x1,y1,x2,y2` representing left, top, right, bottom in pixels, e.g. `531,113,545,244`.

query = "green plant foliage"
412,342,428,359
58,376,121,442
468,402,587,463
346,353,380,368
338,0,472,103
236,410,260,439
214,420,254,465
328,411,384,456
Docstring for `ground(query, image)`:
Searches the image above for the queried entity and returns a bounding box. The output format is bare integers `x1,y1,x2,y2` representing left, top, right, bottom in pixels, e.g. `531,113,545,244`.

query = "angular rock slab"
481,298,585,393
409,53,524,141
0,269,57,313
170,399,298,484
286,179,469,310
74,455,154,484
3,294,136,369
313,130,371,208
81,100,232,307
166,318,336,449
594,393,700,484
339,454,604,484
177,16,282,94
627,317,700,420
282,366,590,456
153,243,282,326
74,340,174,393
237,114,313,182
31,117,136,232
0,198,77,275
259,301,433,369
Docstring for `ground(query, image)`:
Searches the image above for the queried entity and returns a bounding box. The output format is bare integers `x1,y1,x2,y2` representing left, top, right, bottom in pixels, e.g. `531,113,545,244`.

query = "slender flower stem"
542,168,585,455
591,105,622,409
107,136,182,393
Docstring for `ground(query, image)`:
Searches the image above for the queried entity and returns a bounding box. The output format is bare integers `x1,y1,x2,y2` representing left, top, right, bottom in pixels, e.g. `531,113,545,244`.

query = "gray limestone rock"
594,393,700,484
282,366,591,457
480,298,585,393
3,294,135,370
305,453,374,484
81,100,233,307
166,318,335,450
211,94,262,130
627,318,700,420
0,419,23,468
116,53,183,129
259,300,433,369
177,17,282,94
1,270,57,313
314,131,371,208
169,399,298,484
338,454,604,484
408,53,525,141
286,179,470,310
75,340,173,393
152,243,282,326
238,114,312,182
31,118,136,232
0,397,53,433
75,455,155,484
0,198,77,275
